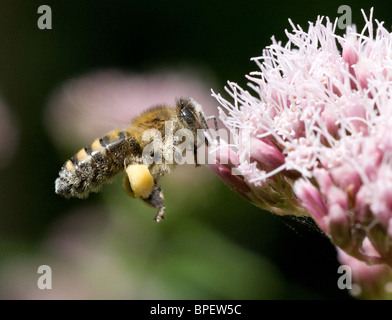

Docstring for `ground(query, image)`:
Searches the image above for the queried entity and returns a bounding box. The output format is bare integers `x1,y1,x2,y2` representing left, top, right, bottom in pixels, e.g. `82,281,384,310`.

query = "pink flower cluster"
211,9,392,270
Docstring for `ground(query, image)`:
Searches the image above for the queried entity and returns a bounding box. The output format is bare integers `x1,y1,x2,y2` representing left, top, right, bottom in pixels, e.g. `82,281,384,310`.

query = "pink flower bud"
354,186,373,226
314,168,332,195
320,105,339,138
353,61,372,90
209,162,251,201
337,248,392,299
342,42,359,68
329,163,362,199
249,137,285,172
326,185,348,211
211,142,240,168
370,175,392,230
342,100,368,135
294,179,328,232
209,144,251,201
327,204,352,250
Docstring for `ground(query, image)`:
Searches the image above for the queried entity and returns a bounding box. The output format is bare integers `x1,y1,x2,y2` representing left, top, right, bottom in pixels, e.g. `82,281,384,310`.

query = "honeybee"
55,98,213,221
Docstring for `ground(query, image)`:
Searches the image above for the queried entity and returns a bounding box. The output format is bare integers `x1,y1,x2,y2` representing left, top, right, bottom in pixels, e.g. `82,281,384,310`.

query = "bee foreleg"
193,144,201,167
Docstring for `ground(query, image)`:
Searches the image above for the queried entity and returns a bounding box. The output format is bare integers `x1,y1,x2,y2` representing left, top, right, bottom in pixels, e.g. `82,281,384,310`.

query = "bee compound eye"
180,107,195,125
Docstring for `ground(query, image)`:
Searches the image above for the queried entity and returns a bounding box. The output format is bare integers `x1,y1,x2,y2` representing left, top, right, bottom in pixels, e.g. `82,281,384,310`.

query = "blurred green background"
0,0,390,299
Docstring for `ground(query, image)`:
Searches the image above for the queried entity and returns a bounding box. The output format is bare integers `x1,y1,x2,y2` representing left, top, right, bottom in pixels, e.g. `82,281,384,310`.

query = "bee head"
176,98,208,132
176,98,211,148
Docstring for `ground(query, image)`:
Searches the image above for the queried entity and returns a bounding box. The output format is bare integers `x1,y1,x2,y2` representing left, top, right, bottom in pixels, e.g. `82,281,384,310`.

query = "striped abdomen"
55,130,141,199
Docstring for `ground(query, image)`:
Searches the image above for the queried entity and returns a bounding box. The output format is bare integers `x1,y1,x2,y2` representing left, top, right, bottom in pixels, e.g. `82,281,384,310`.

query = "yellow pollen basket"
124,164,154,199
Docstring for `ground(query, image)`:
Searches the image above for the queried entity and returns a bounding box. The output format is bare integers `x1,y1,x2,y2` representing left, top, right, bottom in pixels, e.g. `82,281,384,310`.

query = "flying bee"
55,98,216,222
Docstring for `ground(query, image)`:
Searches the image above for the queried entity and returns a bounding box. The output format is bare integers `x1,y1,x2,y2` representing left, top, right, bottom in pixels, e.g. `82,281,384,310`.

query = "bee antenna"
205,115,220,145
200,112,212,145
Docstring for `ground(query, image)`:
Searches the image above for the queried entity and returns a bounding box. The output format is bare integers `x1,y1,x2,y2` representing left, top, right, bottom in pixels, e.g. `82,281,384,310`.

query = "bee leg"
122,174,136,198
143,183,165,222
123,158,144,198
194,144,200,167
123,163,165,222
124,163,154,199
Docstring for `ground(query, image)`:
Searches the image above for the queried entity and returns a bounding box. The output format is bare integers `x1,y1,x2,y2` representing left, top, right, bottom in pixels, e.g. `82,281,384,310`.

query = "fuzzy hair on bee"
55,98,212,221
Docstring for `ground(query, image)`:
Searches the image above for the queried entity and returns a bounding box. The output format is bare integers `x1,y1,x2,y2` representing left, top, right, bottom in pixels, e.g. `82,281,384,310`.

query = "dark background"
0,0,390,299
